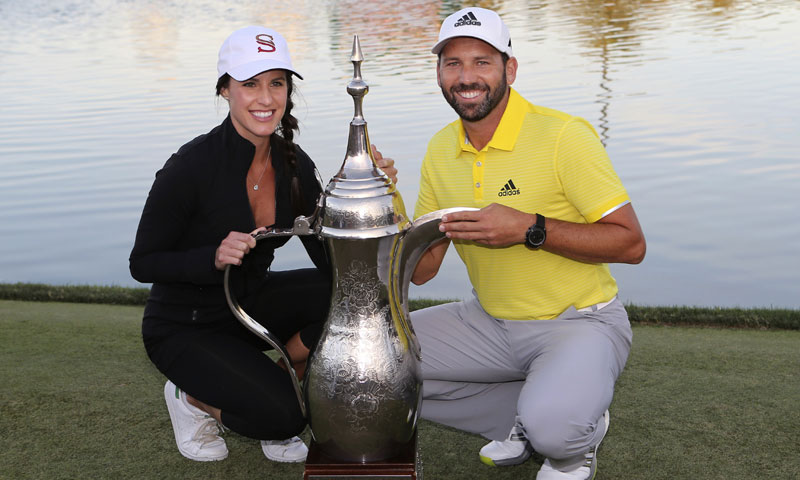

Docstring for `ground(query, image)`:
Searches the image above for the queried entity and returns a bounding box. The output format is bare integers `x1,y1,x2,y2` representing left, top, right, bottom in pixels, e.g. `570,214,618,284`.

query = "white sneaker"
479,417,532,466
261,436,308,463
536,410,610,480
163,380,228,462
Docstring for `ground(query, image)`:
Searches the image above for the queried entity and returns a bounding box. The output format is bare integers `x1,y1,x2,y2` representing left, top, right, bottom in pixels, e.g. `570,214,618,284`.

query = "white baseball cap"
431,7,513,57
217,26,303,81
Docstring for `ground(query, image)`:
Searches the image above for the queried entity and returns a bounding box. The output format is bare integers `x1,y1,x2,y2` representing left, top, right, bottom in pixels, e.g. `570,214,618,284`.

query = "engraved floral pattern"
305,256,422,458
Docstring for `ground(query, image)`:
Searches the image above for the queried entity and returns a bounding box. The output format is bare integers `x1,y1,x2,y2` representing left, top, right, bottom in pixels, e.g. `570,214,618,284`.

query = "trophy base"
303,430,421,480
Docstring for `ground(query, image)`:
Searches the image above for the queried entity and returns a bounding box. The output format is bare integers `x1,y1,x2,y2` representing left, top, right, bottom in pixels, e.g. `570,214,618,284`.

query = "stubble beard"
442,71,508,122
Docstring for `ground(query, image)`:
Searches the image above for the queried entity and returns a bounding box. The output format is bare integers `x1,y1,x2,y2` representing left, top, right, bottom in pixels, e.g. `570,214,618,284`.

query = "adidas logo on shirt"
454,11,481,27
498,179,520,197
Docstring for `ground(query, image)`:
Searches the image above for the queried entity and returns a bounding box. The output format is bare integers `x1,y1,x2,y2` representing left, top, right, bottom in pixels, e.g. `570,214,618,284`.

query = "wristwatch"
525,214,546,249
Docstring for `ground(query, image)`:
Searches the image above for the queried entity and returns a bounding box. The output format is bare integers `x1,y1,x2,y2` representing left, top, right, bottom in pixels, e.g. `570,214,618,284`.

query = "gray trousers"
410,294,632,469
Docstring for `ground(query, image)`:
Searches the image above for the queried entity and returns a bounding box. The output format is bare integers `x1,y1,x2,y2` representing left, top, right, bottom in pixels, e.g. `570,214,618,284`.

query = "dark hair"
216,72,306,217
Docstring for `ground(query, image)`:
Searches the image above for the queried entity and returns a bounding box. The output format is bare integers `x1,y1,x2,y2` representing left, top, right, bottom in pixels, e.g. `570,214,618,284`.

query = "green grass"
1,300,798,479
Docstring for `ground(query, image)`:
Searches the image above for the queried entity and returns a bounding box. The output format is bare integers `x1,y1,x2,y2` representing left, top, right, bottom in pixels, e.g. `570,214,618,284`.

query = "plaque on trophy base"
303,430,421,480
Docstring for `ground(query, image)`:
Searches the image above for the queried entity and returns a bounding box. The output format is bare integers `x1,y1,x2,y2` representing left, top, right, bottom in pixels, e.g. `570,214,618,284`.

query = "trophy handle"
222,210,320,417
223,262,307,418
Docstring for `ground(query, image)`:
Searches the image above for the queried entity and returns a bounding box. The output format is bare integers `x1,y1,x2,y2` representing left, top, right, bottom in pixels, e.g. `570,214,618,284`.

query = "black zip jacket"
129,115,329,324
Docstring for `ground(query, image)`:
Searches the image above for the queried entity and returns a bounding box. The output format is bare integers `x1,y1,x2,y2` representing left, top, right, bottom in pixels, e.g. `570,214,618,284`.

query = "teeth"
252,111,273,119
459,91,481,99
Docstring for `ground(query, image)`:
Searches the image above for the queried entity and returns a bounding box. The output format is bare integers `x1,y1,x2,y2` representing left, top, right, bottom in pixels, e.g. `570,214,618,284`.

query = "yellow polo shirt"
414,88,629,320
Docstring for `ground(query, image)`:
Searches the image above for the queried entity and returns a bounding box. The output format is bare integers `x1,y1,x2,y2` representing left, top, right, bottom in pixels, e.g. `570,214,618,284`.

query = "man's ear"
506,57,518,85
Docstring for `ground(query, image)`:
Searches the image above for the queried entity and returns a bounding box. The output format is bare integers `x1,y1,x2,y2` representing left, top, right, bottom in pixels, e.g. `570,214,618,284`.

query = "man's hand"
372,144,398,184
439,202,646,264
412,203,530,285
439,203,534,247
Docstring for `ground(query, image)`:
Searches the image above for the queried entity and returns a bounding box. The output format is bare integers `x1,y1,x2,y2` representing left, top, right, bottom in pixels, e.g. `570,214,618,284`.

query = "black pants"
143,268,330,440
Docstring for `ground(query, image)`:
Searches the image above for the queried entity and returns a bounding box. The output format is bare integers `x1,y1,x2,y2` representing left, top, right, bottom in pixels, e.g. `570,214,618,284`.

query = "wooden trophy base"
303,430,421,480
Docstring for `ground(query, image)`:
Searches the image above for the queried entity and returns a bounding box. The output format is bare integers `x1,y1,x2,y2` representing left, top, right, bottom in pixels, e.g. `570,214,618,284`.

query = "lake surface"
1,0,798,308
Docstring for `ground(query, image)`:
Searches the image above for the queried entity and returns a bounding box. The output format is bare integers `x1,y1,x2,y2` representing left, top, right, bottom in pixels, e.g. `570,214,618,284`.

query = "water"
1,0,798,308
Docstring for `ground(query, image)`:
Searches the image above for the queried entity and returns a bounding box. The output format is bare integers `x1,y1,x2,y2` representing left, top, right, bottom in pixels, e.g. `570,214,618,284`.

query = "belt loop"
577,295,617,313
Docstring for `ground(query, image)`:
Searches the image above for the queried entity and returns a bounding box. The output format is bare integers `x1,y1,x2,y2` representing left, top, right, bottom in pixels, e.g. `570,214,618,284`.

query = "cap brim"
431,33,511,57
227,60,303,81
431,37,452,54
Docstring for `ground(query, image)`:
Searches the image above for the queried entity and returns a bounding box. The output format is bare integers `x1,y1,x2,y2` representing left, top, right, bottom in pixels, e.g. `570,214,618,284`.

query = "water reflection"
0,0,798,308
129,8,180,70
326,0,443,83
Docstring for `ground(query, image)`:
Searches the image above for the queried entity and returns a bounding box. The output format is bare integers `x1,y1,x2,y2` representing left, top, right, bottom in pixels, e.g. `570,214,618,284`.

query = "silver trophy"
225,35,475,464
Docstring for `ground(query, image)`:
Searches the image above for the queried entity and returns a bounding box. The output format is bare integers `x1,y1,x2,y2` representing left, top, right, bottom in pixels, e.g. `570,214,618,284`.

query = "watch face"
527,227,545,247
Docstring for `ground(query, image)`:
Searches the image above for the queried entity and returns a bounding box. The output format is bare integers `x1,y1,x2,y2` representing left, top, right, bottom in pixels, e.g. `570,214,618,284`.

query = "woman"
130,26,397,463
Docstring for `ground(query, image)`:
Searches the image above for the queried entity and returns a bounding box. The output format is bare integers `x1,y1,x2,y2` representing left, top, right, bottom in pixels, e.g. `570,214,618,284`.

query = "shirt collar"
222,114,255,163
459,87,526,153
222,114,283,173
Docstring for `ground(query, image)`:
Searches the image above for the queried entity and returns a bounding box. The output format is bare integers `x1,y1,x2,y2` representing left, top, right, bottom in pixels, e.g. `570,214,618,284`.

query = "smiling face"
437,37,517,123
220,69,288,148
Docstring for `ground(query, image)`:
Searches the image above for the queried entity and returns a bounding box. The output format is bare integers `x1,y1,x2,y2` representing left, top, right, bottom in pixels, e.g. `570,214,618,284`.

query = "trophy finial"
350,35,364,63
347,35,368,121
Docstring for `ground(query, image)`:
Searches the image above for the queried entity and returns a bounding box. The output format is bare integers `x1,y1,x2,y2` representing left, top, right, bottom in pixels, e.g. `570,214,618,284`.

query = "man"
410,7,646,480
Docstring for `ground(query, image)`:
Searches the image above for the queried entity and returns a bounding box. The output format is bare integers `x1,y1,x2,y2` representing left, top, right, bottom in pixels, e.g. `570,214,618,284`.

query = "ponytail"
277,75,305,218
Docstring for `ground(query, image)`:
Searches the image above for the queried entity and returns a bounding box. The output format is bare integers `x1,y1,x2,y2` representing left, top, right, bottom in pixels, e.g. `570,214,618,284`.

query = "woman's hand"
372,144,398,184
213,227,263,270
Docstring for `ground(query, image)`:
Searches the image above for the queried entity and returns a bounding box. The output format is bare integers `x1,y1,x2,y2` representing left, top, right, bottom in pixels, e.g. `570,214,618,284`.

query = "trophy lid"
319,35,409,239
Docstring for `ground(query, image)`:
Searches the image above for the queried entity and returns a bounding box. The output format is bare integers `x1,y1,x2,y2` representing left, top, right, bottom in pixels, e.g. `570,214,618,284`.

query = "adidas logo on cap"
498,179,520,197
454,11,481,27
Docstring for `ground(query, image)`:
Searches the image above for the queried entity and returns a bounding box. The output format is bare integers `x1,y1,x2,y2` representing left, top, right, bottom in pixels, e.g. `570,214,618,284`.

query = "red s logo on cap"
256,34,276,53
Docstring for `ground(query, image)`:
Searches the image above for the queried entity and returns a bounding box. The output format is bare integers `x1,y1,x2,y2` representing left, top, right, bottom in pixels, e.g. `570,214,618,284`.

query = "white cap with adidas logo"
431,7,513,57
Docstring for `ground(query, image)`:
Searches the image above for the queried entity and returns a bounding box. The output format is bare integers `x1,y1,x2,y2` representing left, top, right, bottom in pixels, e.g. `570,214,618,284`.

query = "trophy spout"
393,207,480,327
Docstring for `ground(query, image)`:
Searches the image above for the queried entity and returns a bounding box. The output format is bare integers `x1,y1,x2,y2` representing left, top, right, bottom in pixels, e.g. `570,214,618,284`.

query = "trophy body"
225,35,476,479
305,239,421,462
304,38,421,462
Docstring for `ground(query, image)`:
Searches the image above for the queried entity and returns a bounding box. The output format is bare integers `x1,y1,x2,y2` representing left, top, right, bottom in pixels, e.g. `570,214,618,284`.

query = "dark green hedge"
1,283,797,330
0,282,149,306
